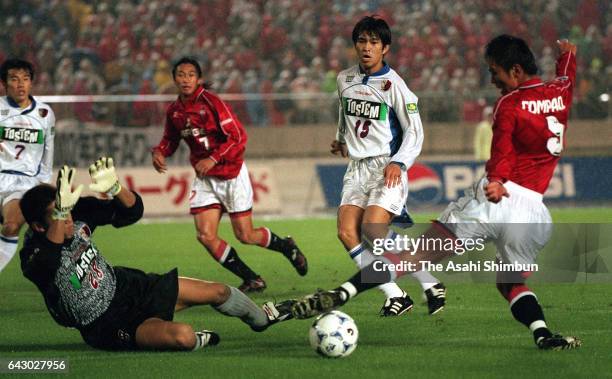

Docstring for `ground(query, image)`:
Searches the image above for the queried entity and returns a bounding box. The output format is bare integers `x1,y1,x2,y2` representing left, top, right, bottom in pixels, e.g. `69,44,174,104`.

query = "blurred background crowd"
1,0,610,127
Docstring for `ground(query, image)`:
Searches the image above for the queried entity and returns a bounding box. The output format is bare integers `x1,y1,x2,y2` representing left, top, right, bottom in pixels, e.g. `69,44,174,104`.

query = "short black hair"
352,16,391,47
172,56,202,79
484,34,538,75
20,184,56,227
0,58,35,83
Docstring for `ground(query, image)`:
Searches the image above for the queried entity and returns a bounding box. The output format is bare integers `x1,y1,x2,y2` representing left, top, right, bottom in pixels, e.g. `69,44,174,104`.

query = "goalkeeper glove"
52,165,83,220
89,157,122,196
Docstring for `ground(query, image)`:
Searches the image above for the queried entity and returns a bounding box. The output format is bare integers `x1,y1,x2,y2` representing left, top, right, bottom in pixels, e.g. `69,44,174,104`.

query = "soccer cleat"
379,291,414,317
425,283,446,315
195,330,220,348
251,299,297,332
291,289,347,319
238,277,267,293
283,236,308,276
537,334,582,350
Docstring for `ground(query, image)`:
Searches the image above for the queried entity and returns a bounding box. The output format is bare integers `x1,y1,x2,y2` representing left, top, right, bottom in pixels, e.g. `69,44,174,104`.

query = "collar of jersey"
179,86,205,106
518,77,544,90
7,95,36,114
359,62,390,82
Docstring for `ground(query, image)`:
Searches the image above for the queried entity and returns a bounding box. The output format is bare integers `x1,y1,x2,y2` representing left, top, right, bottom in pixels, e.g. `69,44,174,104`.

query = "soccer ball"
309,310,359,358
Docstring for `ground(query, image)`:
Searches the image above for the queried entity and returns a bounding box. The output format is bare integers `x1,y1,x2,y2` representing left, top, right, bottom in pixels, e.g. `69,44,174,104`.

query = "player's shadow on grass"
0,343,85,352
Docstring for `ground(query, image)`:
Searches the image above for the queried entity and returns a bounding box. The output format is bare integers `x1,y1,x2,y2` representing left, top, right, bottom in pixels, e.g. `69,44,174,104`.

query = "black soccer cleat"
379,291,414,317
238,277,267,293
251,299,297,332
537,334,582,350
195,330,220,348
283,236,308,276
425,283,446,315
291,289,347,319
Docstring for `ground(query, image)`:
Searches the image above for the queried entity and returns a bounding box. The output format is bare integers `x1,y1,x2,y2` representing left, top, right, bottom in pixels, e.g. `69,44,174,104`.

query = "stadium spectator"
1,0,608,125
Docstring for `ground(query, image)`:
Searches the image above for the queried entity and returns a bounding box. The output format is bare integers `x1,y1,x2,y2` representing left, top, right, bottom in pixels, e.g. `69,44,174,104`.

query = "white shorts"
340,156,408,215
0,173,41,207
438,176,552,266
189,162,253,216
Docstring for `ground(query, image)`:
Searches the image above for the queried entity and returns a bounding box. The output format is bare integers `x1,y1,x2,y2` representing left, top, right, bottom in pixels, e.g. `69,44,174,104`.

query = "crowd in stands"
1,0,609,126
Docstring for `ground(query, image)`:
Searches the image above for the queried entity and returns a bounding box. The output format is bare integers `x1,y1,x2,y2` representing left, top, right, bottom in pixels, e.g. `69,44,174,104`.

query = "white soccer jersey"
336,64,423,169
0,96,55,182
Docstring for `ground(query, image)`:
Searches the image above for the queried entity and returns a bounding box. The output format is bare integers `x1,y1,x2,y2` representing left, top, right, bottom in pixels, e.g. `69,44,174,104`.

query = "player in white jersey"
330,16,445,316
0,58,55,273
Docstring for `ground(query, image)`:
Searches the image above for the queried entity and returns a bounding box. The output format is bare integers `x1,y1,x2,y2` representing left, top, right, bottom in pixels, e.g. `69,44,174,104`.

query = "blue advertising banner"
317,157,612,208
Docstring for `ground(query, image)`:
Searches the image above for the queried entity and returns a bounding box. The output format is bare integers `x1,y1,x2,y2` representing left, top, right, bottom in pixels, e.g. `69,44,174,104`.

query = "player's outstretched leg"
497,280,581,350
291,260,388,319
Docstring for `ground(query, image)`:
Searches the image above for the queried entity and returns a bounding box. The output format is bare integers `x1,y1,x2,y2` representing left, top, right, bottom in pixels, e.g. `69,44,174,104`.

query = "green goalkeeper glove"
52,165,83,220
88,157,122,196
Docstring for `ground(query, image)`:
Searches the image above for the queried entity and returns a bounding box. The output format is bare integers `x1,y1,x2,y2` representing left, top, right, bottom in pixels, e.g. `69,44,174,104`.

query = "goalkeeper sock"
213,286,268,329
210,241,259,281
0,234,19,272
348,243,404,298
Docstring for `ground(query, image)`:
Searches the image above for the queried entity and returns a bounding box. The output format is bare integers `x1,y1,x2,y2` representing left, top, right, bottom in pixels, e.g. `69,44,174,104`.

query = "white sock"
340,282,357,300
213,286,268,329
347,243,404,299
0,234,19,272
410,270,439,291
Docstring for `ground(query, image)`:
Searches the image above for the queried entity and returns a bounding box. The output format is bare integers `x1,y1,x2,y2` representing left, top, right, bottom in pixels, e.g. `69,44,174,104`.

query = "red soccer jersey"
486,52,576,194
153,86,247,180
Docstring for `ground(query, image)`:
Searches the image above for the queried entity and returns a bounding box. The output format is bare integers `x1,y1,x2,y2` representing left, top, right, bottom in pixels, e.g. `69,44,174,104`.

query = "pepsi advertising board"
317,157,612,208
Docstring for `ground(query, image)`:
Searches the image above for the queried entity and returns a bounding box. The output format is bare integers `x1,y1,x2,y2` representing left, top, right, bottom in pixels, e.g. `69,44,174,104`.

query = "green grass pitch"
0,208,610,378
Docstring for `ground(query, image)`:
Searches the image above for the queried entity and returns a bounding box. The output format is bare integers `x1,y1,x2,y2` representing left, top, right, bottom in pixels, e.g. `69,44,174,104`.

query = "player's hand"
330,140,348,158
152,150,167,173
53,165,83,220
384,163,402,188
89,157,122,196
557,39,577,55
195,157,216,177
485,181,509,203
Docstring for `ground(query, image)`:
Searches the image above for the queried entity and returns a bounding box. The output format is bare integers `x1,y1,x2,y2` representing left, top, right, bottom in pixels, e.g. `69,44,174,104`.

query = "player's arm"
485,101,516,203
385,83,424,187
554,39,577,107
83,157,144,227
38,107,56,184
152,112,181,173
331,82,348,157
555,40,577,82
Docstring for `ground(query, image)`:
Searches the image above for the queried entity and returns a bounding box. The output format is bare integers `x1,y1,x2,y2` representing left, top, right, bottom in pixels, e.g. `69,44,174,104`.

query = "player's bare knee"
172,324,196,350
1,221,22,237
196,230,217,248
337,228,359,247
214,283,231,303
235,230,254,245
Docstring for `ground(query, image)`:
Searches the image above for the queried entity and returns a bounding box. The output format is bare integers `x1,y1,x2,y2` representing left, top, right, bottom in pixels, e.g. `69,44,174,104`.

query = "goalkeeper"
18,157,294,351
